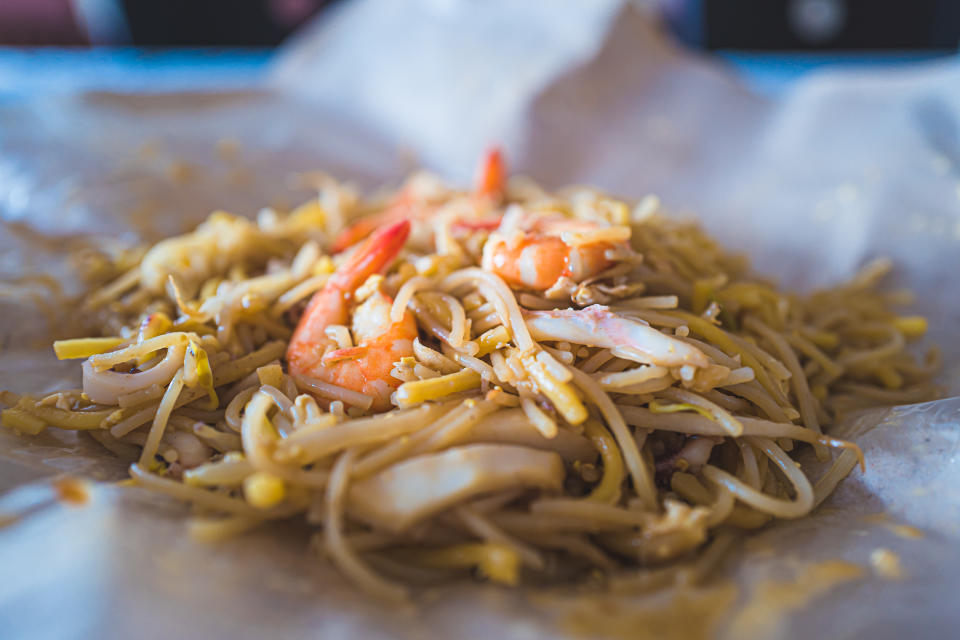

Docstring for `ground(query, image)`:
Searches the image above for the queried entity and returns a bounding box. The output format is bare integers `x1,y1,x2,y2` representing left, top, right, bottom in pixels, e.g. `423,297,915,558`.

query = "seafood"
524,305,710,368
329,185,427,254
472,146,506,201
330,148,507,253
348,443,565,532
481,208,631,293
286,219,416,410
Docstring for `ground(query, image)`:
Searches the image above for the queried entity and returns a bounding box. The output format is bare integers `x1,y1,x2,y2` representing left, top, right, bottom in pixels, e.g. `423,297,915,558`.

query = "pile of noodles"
0,171,939,601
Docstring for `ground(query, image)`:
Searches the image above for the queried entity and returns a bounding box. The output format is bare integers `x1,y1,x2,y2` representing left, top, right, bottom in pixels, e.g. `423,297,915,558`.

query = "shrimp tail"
330,190,415,253
474,147,506,200
330,217,383,254
332,150,504,252
328,219,411,292
323,346,369,365
287,219,410,376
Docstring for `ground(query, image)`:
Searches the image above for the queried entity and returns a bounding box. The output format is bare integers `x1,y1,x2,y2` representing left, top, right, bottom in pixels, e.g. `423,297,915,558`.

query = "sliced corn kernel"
53,337,125,360
893,316,927,339
288,199,326,230
243,471,286,509
312,255,335,276
405,543,520,586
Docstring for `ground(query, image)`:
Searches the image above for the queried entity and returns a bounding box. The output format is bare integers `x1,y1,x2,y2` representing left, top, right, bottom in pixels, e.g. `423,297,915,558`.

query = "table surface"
0,47,954,101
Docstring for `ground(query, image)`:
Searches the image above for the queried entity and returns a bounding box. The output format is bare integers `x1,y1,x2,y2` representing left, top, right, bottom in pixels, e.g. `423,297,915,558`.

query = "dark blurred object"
666,0,960,51
0,0,328,46
0,0,86,45
120,0,327,46
3,0,958,51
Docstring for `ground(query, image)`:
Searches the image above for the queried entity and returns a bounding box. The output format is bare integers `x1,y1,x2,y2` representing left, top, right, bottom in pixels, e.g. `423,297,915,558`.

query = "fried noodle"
0,157,938,600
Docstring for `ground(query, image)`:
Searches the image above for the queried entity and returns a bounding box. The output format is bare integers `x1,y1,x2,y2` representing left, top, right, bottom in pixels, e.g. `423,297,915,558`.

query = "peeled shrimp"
286,220,416,411
481,209,628,291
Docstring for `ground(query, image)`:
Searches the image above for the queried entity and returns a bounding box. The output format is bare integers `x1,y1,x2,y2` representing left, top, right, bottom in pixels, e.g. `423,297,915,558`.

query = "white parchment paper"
2,1,959,638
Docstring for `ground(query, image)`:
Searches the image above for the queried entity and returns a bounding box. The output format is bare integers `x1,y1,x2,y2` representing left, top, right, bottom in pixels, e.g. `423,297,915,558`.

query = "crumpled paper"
2,1,959,638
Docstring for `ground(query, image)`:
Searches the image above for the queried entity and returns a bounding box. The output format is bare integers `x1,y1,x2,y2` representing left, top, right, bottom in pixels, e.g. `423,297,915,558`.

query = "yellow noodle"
582,419,624,504
738,440,761,489
189,515,263,542
599,365,669,389
442,268,534,352
293,373,375,410
745,316,828,460
437,292,468,348
129,463,285,517
705,484,735,526
530,499,651,527
279,402,450,463
395,369,480,407
567,366,657,509
454,505,545,569
659,387,743,437
88,332,192,370
183,454,253,487
391,276,431,323
241,391,329,487
117,384,165,408
350,401,497,478
520,396,558,439
702,437,813,518
323,449,408,603
813,449,861,508
138,369,185,466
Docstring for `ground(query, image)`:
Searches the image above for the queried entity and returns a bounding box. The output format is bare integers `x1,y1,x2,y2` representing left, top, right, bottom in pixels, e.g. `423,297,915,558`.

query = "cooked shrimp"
524,305,710,368
330,188,424,254
287,219,416,411
472,146,507,202
481,209,630,292
331,148,507,253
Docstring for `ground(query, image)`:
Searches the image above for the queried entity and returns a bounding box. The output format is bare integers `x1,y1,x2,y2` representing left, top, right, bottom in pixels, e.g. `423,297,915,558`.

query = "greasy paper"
2,1,959,638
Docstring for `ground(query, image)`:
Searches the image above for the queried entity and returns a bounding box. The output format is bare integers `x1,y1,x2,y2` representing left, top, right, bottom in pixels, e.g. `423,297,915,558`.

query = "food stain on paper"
869,548,903,580
560,583,739,640
861,512,925,539
0,476,91,530
0,511,19,529
726,560,865,639
53,476,91,506
888,523,924,539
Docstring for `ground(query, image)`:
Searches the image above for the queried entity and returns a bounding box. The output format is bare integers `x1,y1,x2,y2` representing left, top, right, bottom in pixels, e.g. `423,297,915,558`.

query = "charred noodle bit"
1,152,937,600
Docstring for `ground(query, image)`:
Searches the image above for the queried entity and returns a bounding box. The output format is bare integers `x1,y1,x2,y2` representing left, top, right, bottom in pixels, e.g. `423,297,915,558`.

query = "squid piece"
348,444,564,532
523,305,710,368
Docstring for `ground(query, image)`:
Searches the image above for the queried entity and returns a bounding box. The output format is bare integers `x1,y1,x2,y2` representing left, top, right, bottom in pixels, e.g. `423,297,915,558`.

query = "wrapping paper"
2,1,959,637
